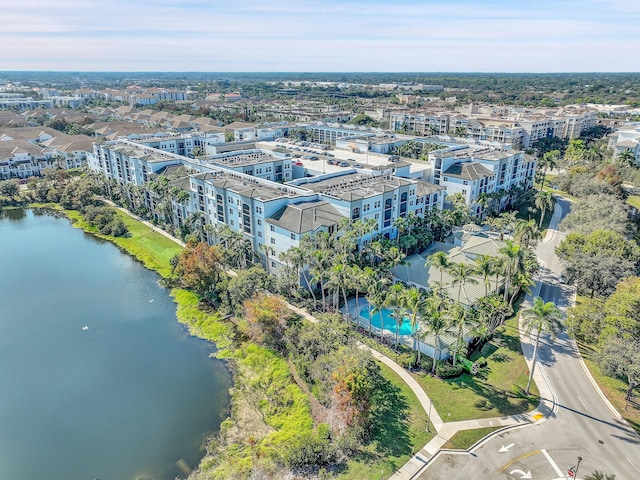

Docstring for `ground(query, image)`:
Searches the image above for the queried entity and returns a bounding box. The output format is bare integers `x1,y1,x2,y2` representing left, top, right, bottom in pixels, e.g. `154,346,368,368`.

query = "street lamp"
567,456,582,479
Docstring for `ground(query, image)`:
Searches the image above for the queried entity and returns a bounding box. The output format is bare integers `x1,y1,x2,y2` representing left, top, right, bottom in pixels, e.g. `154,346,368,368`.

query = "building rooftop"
203,150,282,168
192,170,310,202
300,171,414,201
443,162,494,181
267,200,345,234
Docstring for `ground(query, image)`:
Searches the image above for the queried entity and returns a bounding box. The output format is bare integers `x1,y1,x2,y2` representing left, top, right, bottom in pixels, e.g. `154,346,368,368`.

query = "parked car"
338,161,349,167
353,163,363,168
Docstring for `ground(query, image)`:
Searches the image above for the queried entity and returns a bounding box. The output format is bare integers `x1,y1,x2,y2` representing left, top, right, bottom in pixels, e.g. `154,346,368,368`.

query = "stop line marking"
541,449,564,478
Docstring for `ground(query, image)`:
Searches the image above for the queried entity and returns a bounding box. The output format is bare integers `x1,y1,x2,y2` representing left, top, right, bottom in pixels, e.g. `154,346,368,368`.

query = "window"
258,231,262,238
230,220,234,226
352,207,360,220
229,208,234,215
271,261,276,268
256,206,263,214
257,219,262,225
363,203,370,212
270,225,275,232
290,233,296,240
270,238,276,244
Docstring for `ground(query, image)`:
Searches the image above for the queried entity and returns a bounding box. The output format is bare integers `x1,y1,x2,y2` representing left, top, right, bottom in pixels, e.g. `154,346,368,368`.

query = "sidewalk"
111,201,558,480
388,204,566,480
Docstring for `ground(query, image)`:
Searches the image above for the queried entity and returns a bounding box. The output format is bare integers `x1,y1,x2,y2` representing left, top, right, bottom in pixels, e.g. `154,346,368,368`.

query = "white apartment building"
431,146,536,216
609,125,640,164
89,139,446,273
390,106,598,149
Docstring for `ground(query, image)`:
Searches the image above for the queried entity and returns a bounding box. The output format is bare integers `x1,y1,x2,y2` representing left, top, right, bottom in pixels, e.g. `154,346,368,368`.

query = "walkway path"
387,202,568,480
109,201,556,480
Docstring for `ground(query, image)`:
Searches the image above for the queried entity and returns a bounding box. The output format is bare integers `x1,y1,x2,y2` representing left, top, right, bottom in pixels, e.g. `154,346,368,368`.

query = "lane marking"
627,456,640,472
541,448,563,478
499,450,540,472
577,395,588,410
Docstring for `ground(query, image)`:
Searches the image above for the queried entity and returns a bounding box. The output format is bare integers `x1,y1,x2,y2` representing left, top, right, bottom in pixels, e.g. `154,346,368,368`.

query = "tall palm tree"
538,150,559,188
499,240,524,304
386,283,407,350
448,262,479,303
521,297,563,394
426,251,450,284
474,254,496,297
402,287,429,365
367,278,390,338
513,219,541,248
422,296,448,373
534,190,554,228
445,302,476,366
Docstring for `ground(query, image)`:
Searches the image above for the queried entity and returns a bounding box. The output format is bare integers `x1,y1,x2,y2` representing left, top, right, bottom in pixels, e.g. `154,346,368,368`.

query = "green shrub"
436,362,464,379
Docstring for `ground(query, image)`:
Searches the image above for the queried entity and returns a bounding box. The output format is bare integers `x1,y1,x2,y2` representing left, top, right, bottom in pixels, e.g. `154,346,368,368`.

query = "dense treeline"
551,127,640,404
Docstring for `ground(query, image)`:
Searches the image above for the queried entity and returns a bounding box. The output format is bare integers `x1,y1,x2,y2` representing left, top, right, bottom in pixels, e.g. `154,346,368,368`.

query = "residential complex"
88,136,446,273
389,105,598,149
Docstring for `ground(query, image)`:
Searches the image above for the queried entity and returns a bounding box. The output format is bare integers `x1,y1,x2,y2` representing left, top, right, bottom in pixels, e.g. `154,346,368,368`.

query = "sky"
1,0,639,72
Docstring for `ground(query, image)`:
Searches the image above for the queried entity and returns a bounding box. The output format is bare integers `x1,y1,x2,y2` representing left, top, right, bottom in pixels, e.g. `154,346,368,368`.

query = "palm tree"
445,302,476,366
385,283,407,350
368,278,390,339
521,297,563,394
617,149,635,167
426,251,450,284
534,190,554,228
288,242,317,308
422,296,449,373
474,254,495,297
448,262,479,303
499,240,524,304
538,150,559,188
402,287,429,365
513,219,541,248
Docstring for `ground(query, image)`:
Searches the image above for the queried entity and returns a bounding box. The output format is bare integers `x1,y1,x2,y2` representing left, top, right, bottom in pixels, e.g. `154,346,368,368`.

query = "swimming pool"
359,307,416,336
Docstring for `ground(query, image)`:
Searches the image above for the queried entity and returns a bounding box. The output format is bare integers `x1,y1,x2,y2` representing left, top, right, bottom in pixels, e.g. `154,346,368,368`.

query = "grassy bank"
412,316,539,423
51,204,436,479
65,208,182,278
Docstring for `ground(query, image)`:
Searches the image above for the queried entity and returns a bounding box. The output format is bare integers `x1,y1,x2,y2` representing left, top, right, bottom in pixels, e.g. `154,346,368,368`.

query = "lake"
0,208,231,480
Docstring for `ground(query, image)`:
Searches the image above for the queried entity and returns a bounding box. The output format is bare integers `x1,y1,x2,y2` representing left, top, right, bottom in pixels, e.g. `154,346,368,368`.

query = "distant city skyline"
2,0,639,72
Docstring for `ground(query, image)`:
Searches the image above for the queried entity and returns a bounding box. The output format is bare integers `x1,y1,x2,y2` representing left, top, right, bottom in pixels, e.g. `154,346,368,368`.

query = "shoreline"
29,203,236,478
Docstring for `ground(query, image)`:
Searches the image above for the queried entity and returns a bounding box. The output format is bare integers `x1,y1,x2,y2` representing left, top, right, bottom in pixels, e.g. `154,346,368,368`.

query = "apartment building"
609,125,640,164
89,139,445,273
389,106,598,149
431,145,536,216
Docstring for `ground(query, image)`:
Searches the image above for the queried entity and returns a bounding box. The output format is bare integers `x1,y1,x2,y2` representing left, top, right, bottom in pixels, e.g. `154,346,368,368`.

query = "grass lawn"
336,362,434,480
66,208,183,277
441,426,504,450
412,316,539,423
627,195,640,210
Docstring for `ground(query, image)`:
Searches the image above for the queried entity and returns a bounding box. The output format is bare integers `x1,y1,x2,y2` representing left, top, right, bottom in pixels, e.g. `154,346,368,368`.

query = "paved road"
420,198,640,480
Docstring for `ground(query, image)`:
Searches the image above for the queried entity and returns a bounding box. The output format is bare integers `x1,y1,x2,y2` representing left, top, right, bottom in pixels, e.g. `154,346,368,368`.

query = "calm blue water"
359,306,416,335
0,208,231,480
